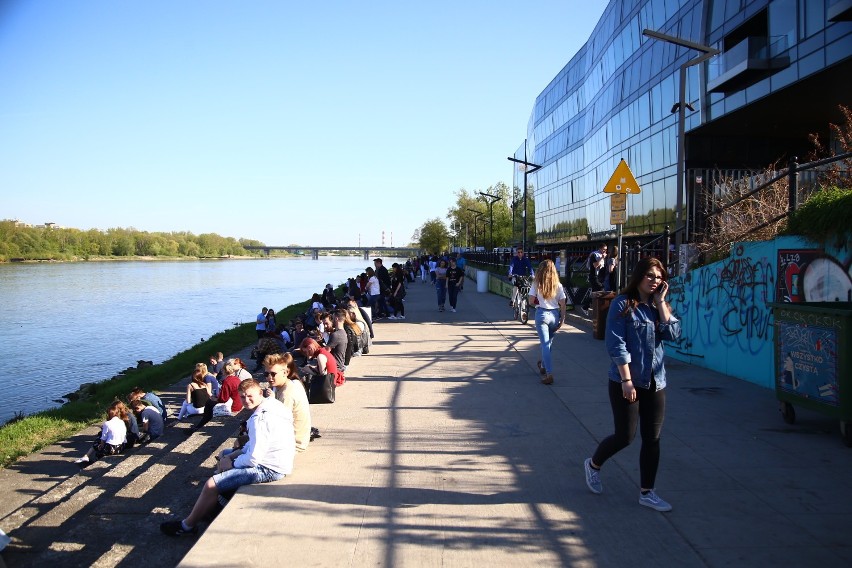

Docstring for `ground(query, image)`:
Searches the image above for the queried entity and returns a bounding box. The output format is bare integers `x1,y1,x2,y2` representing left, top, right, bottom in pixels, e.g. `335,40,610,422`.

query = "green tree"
446,182,515,250
414,218,450,254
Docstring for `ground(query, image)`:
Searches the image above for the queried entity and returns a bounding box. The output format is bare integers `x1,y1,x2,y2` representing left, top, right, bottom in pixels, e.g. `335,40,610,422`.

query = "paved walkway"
178,277,852,567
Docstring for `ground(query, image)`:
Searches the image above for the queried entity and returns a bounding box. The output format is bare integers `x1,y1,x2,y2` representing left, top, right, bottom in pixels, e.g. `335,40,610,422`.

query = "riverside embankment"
0,256,407,426
2,277,852,567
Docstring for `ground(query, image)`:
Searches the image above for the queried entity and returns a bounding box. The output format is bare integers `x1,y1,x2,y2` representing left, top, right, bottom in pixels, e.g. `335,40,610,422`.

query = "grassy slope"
0,299,313,469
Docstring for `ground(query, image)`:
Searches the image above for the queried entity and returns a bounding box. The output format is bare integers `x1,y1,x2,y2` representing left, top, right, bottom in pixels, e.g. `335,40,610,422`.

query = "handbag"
308,373,336,404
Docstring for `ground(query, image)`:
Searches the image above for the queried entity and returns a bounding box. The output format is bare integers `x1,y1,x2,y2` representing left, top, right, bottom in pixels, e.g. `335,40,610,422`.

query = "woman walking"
529,259,566,385
434,259,448,312
583,257,681,512
446,258,464,313
389,265,407,320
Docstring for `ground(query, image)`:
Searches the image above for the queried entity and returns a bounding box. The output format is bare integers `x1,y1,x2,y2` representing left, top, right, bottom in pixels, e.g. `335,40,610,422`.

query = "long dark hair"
619,257,668,316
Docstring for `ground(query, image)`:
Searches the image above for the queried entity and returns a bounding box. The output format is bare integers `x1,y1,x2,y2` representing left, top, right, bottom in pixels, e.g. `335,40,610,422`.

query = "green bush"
785,186,852,243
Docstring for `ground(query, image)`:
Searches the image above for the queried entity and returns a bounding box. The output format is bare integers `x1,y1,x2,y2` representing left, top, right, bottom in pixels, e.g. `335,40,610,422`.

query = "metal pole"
788,156,799,212
616,224,623,291
523,167,528,253
507,151,541,254
675,64,686,254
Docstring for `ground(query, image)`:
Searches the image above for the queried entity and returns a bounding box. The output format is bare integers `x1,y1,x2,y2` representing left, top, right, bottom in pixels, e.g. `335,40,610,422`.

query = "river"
0,256,406,425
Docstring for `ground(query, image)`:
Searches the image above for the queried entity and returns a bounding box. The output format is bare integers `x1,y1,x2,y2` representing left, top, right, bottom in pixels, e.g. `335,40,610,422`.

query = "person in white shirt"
74,400,128,468
160,379,295,536
529,259,567,385
365,267,388,319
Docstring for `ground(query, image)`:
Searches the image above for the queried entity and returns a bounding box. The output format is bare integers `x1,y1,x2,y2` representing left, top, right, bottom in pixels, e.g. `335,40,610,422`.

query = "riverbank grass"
0,299,313,469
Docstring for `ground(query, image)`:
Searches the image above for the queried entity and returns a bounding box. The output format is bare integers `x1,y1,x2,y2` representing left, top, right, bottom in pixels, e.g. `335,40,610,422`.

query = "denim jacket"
605,295,681,390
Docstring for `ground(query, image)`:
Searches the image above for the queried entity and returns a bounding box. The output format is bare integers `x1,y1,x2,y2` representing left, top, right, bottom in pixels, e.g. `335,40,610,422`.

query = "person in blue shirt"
455,254,466,290
583,257,681,513
129,387,168,421
507,249,534,307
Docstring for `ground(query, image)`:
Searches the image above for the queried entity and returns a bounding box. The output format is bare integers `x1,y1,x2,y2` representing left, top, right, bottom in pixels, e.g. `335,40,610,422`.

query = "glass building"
520,0,851,247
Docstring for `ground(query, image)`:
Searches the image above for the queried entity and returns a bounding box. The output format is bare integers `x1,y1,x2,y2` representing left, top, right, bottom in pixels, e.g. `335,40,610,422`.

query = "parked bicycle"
511,275,532,324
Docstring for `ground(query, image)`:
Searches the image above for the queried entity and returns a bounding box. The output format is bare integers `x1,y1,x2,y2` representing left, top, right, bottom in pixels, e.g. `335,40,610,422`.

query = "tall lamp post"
478,191,500,252
642,29,718,273
507,149,542,253
466,209,483,251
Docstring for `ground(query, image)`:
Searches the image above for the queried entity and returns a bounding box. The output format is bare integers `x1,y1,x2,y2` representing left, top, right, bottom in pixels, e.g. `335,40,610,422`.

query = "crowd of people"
73,247,681,532
516,247,680,512
72,256,430,535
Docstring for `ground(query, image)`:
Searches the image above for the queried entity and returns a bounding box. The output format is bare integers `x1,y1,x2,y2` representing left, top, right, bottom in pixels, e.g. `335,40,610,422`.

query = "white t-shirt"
367,276,381,295
529,282,566,310
101,416,127,446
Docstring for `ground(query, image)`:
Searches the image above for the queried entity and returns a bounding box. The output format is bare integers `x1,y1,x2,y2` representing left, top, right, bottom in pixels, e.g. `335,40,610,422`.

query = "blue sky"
0,0,609,247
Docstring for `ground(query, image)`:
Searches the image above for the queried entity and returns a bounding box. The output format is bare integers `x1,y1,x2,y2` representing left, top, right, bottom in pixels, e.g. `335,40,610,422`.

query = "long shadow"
283,314,590,564
1,401,247,568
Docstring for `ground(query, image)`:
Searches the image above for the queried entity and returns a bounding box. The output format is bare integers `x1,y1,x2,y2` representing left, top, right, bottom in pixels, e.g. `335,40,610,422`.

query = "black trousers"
592,378,666,489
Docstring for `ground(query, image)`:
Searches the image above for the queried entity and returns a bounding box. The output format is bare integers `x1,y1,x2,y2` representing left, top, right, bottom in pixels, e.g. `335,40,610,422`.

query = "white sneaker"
74,457,89,464
639,490,672,512
397,315,405,319
451,308,456,312
388,315,398,320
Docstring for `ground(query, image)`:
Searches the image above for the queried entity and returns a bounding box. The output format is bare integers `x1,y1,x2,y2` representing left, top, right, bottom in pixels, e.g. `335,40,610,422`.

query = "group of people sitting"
74,387,168,467
158,278,401,536
73,276,401,537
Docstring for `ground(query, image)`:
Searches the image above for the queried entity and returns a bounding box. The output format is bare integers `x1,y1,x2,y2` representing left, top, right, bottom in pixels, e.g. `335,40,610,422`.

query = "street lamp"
507,148,542,253
642,29,718,273
466,208,483,251
478,191,500,252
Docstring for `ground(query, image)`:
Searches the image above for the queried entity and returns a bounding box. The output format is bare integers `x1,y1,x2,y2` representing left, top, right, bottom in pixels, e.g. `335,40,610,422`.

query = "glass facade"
524,0,851,246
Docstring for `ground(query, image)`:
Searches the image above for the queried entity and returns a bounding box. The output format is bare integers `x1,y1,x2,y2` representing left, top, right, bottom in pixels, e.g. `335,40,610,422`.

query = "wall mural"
777,249,852,303
666,235,851,389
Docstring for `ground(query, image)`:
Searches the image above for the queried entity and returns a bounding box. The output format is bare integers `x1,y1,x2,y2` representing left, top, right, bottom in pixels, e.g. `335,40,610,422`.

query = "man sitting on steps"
160,379,294,537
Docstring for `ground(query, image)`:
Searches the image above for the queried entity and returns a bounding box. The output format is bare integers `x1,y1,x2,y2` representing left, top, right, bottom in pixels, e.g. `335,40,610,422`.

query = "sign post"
603,159,641,289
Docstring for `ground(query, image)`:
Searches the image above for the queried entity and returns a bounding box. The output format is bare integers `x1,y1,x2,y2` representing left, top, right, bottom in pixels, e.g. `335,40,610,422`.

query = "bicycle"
511,275,532,324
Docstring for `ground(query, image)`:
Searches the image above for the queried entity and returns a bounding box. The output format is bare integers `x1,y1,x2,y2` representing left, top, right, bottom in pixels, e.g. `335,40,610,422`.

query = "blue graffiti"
669,246,774,358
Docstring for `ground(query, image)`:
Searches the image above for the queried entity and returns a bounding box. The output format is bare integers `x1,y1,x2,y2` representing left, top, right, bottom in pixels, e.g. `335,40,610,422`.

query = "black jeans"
448,283,459,309
592,378,666,489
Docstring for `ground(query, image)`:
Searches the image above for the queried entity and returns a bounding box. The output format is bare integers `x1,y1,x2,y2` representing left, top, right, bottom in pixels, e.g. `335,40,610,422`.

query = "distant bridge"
243,245,422,260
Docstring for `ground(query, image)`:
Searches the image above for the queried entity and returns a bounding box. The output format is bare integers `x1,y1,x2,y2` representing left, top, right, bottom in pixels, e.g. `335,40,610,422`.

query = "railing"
696,152,852,244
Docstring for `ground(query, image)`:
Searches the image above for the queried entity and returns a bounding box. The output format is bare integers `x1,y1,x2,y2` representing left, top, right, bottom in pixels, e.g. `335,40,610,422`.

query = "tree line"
413,181,536,255
0,220,266,261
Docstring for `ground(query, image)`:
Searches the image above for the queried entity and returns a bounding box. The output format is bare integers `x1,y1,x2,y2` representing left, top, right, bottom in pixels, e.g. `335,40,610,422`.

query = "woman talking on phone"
583,257,681,512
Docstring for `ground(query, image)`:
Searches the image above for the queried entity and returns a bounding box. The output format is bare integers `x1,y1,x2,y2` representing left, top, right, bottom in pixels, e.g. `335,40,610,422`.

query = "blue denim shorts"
213,463,285,493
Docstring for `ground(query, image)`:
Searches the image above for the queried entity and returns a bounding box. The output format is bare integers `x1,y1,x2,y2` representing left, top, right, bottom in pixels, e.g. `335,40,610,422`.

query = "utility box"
770,302,852,446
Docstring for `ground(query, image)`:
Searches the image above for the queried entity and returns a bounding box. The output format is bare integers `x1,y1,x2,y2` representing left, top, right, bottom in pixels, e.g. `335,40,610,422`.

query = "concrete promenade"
181,277,852,567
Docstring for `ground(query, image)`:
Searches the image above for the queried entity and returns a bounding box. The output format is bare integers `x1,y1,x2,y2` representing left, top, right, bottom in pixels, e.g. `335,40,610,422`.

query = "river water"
0,256,405,425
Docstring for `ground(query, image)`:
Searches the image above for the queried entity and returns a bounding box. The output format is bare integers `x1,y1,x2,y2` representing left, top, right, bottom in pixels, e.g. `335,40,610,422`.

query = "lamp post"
466,208,483,251
478,191,500,252
642,29,718,273
507,148,542,253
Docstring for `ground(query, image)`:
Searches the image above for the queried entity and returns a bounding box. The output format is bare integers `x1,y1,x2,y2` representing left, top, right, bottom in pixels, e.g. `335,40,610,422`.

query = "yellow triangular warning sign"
603,159,641,194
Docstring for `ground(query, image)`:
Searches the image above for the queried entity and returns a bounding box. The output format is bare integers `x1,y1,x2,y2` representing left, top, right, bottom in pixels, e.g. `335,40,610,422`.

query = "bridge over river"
243,245,421,260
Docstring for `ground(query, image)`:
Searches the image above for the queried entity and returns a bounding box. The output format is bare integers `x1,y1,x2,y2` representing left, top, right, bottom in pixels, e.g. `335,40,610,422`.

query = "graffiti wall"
667,234,852,388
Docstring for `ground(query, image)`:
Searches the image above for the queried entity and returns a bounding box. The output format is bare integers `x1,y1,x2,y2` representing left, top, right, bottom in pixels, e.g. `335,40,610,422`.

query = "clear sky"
1,0,609,247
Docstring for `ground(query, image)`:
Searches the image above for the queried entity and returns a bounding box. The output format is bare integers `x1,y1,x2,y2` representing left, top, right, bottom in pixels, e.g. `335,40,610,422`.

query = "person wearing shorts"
160,379,295,536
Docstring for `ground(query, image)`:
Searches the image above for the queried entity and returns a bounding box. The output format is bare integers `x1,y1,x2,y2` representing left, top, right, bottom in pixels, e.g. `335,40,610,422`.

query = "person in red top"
186,359,244,435
299,338,345,386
